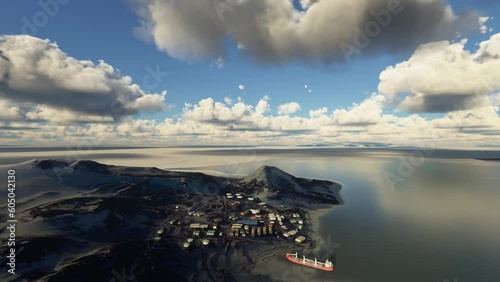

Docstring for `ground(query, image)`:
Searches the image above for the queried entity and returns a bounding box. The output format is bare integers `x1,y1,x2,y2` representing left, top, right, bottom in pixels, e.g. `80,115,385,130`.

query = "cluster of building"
225,194,307,242
189,222,222,237
156,191,309,249
229,220,273,237
226,192,249,200
181,237,210,248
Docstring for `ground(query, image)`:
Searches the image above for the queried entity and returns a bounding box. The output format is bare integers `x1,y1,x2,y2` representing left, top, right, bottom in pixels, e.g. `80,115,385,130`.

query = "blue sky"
0,0,382,115
0,0,500,146
0,0,494,116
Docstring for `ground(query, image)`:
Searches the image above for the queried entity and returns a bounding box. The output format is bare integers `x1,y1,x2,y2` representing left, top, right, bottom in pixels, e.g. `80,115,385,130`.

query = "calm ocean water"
207,155,500,282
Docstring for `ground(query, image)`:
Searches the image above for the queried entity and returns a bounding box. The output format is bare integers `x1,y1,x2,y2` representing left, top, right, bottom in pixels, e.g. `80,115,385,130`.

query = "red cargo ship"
285,252,334,272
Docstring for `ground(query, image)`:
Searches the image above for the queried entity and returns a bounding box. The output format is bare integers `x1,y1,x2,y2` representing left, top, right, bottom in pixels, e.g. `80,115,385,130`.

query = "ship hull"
285,254,334,272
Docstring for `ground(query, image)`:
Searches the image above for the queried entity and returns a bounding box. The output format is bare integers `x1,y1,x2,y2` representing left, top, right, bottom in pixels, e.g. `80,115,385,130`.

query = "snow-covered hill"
237,165,342,207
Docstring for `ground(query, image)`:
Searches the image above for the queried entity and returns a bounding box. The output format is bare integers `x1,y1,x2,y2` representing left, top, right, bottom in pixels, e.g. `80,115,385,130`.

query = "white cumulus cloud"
0,35,167,121
277,102,302,115
479,16,491,34
224,96,233,105
379,33,500,112
132,0,479,64
332,94,386,126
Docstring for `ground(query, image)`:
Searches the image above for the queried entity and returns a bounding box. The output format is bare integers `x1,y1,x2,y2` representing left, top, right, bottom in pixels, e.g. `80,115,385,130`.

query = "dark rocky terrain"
0,160,341,281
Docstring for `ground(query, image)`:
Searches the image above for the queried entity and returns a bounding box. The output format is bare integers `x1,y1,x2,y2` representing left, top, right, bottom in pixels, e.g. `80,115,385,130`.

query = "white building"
295,236,306,243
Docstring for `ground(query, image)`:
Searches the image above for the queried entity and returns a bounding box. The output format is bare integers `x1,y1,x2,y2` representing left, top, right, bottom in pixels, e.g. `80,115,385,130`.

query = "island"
0,160,342,281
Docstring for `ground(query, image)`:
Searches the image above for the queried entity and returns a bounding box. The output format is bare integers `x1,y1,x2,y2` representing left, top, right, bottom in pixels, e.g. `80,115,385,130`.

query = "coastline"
234,208,337,281
306,208,339,256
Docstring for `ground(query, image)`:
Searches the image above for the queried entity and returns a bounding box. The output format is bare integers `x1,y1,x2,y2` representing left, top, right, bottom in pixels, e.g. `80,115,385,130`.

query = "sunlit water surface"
202,156,500,282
